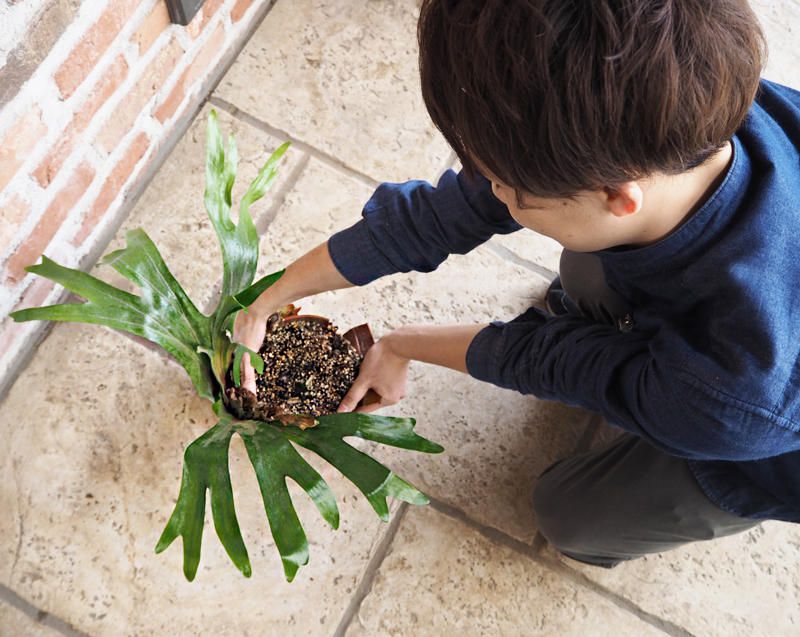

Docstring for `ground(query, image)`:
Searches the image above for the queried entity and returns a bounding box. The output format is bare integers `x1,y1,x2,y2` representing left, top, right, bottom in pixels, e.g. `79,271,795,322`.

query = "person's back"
235,0,800,565
659,80,800,520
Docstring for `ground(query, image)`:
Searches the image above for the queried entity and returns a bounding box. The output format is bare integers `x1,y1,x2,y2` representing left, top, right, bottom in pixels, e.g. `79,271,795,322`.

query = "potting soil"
225,316,361,421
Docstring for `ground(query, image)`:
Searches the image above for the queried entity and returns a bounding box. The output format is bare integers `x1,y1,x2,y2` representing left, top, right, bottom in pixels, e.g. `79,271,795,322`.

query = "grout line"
534,554,696,637
422,410,599,555
484,240,558,281
0,583,90,637
331,502,409,637
209,96,381,189
428,497,539,556
531,531,547,554
426,496,694,637
254,153,311,235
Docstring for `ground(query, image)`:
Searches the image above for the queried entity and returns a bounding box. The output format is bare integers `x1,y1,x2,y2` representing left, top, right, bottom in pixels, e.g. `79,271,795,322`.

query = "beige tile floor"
2,1,800,635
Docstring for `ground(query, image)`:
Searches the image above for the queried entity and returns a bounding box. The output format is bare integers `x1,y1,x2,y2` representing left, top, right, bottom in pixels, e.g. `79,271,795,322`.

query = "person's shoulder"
757,78,800,103
749,78,800,127
738,78,800,164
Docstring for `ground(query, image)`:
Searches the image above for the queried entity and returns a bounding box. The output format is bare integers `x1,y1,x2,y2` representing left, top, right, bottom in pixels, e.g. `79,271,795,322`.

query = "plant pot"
224,303,381,427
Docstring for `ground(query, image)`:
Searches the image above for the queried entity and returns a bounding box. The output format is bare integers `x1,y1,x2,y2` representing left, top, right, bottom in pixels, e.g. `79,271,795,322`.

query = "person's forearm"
252,240,353,312
382,323,487,374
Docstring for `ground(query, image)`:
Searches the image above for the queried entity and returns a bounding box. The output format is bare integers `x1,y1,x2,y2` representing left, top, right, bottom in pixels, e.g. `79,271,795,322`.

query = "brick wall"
0,0,274,398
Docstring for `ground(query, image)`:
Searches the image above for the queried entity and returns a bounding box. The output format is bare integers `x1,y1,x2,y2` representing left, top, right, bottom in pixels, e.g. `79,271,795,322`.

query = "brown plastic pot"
224,303,381,426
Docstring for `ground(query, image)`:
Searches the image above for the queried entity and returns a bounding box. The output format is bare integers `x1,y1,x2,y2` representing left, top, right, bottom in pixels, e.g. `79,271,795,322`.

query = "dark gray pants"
532,250,760,568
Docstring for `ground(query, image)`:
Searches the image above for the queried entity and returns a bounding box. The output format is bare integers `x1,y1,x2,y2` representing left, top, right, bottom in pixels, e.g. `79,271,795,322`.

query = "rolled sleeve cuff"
465,306,550,389
464,320,508,384
327,218,398,286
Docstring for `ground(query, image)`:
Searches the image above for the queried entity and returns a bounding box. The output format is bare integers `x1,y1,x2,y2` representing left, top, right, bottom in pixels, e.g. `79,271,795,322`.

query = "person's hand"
232,302,276,395
337,335,410,414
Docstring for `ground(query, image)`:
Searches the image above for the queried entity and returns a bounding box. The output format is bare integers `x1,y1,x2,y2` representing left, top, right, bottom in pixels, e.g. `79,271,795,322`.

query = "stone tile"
0,600,59,637
252,158,590,543
751,0,800,89
216,0,451,182
545,520,800,637
1,324,163,630
345,506,662,637
376,363,585,545
88,104,303,312
0,322,404,635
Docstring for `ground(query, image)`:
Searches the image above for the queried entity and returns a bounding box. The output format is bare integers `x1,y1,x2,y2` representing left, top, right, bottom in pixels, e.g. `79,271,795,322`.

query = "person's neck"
626,141,734,247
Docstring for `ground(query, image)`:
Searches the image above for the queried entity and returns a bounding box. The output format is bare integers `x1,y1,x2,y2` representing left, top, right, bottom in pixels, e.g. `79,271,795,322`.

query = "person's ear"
601,182,643,217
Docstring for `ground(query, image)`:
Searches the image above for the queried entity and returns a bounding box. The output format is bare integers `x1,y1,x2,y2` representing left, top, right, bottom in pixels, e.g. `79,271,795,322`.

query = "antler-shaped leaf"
9,109,290,403
156,404,443,581
204,108,290,336
155,415,250,581
238,421,339,581
9,241,218,400
199,108,290,390
287,413,443,520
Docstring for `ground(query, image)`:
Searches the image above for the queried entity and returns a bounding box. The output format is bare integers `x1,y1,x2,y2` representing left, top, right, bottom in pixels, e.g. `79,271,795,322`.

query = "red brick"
5,162,95,283
231,0,255,23
54,0,139,99
153,82,185,125
0,194,30,256
72,132,150,247
186,0,225,38
34,55,129,187
0,106,46,193
155,23,225,123
96,37,183,154
133,1,171,55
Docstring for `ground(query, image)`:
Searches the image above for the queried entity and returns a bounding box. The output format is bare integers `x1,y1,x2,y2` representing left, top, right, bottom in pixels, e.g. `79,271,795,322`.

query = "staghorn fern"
10,109,443,582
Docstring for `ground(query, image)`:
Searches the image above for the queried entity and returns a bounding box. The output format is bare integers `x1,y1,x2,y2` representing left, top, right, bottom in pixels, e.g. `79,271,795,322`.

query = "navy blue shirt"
327,80,800,523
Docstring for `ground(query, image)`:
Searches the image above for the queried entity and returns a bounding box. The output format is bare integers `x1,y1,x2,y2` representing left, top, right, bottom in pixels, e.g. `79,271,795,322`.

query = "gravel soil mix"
224,309,374,425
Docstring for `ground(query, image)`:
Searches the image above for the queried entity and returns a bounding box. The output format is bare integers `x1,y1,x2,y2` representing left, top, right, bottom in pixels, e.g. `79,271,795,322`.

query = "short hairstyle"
418,0,766,198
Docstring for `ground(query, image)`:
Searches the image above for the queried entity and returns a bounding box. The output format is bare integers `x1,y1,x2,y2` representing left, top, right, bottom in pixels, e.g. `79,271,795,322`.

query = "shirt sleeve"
465,307,800,461
327,168,522,286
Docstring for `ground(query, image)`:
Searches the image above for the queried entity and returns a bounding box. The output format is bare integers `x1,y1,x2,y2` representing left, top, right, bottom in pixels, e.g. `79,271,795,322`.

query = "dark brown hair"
418,0,766,198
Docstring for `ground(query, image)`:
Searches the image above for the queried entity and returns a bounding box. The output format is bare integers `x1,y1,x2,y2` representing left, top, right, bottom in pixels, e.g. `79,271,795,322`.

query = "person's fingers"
337,377,370,413
354,401,383,414
242,352,256,394
233,305,273,394
354,390,407,413
233,308,249,343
